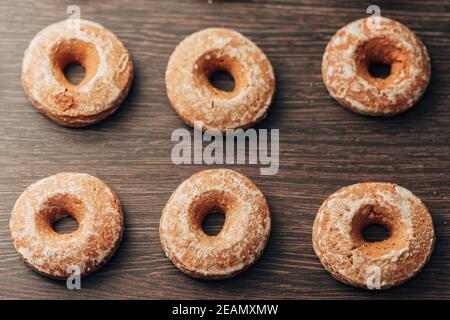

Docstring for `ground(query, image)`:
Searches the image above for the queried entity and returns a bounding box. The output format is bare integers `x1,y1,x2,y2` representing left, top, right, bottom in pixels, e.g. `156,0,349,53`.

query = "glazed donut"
312,183,435,290
165,28,276,132
322,17,431,116
10,173,123,279
160,169,271,279
22,19,133,127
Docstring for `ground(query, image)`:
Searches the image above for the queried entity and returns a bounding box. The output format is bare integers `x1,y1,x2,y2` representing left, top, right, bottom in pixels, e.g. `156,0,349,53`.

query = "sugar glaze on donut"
166,28,276,132
10,173,123,279
312,183,435,290
160,169,271,279
322,17,431,116
22,19,133,127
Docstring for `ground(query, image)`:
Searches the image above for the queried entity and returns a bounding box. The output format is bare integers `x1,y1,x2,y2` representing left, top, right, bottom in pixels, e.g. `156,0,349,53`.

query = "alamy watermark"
366,265,381,290
66,265,81,290
366,5,382,31
66,5,81,31
171,121,279,176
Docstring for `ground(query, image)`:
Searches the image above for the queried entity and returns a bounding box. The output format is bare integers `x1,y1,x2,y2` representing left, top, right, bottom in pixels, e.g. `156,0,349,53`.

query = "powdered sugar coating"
165,28,276,132
10,173,123,279
312,182,435,289
322,17,431,116
160,169,271,279
22,19,133,127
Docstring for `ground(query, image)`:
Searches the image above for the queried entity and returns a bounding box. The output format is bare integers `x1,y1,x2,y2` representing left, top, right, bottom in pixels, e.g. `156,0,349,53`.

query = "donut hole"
368,62,392,79
52,215,79,234
356,38,409,84
351,204,394,244
51,39,100,89
195,50,246,97
362,223,390,243
201,210,226,236
350,204,410,257
63,63,86,86
188,190,237,237
36,194,85,236
209,70,236,92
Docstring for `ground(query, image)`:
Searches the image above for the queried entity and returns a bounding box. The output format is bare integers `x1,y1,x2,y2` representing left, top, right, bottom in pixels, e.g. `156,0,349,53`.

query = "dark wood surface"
1,0,449,300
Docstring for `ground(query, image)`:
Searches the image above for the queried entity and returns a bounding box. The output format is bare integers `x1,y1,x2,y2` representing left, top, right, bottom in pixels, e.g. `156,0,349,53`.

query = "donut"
160,169,271,279
10,173,124,279
322,17,431,116
22,19,133,127
165,28,276,132
312,183,435,290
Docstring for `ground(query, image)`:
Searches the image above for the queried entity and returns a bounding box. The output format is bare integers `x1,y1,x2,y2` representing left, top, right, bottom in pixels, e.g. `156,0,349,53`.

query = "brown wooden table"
0,0,449,300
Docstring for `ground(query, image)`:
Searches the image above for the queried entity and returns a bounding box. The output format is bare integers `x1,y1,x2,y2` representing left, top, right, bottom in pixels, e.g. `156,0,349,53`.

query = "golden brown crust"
165,28,276,132
322,17,431,116
312,183,435,290
160,169,271,279
22,19,133,127
10,173,124,279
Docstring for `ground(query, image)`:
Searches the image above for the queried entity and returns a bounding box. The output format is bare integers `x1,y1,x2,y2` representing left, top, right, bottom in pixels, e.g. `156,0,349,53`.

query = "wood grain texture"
1,0,450,299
